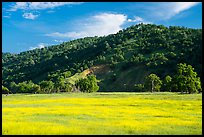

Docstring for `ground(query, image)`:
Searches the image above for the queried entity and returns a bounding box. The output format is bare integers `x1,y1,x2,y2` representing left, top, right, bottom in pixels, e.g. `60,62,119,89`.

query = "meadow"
2,92,202,135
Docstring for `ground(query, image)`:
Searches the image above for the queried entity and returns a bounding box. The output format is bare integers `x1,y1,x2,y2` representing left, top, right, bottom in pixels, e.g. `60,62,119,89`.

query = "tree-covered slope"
2,24,202,91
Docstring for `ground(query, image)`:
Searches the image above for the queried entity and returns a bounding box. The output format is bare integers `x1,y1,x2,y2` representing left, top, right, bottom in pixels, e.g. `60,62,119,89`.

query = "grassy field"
2,92,202,135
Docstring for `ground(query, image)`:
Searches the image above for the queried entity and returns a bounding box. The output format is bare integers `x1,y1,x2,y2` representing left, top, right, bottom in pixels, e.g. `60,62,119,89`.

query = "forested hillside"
2,23,202,91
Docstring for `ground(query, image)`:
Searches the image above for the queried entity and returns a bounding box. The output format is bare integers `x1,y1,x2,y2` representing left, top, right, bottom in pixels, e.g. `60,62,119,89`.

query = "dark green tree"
55,77,72,93
9,81,18,93
172,63,202,94
162,75,172,92
75,75,99,93
144,73,162,92
39,80,54,93
2,85,11,94
134,84,145,92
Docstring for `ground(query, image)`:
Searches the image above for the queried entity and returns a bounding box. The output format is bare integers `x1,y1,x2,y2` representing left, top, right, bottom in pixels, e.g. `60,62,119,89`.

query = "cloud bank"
8,2,82,20
46,13,127,39
9,2,83,11
22,13,39,20
146,2,200,20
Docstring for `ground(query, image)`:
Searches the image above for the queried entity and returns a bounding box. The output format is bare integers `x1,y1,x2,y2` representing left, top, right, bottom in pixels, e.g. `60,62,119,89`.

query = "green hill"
2,23,202,91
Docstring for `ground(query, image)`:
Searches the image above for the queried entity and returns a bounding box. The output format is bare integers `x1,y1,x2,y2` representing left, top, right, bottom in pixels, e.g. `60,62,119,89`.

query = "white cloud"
47,32,87,39
45,13,127,39
150,2,200,20
22,12,39,20
29,43,47,50
8,2,28,11
8,2,82,20
54,39,64,43
127,16,143,22
127,16,152,24
3,16,10,18
169,2,199,17
9,2,83,11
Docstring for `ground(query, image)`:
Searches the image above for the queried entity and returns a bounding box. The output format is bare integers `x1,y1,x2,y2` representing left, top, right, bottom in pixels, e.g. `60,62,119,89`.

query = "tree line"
2,63,202,94
135,63,202,94
2,75,99,94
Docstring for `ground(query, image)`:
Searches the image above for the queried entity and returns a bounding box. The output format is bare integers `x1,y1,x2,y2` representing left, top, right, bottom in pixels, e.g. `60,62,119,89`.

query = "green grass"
2,92,202,135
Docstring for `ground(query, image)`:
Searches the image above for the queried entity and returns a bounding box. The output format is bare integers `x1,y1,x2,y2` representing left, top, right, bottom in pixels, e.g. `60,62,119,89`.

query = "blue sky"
2,2,202,53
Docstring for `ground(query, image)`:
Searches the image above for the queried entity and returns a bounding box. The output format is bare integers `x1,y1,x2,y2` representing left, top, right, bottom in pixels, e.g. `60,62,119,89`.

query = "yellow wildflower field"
2,92,202,135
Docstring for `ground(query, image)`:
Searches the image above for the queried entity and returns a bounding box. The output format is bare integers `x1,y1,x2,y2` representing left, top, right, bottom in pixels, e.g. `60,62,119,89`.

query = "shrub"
75,75,99,93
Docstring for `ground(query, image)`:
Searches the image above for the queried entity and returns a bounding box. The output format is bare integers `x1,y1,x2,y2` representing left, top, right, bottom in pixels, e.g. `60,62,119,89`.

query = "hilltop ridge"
2,23,202,91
